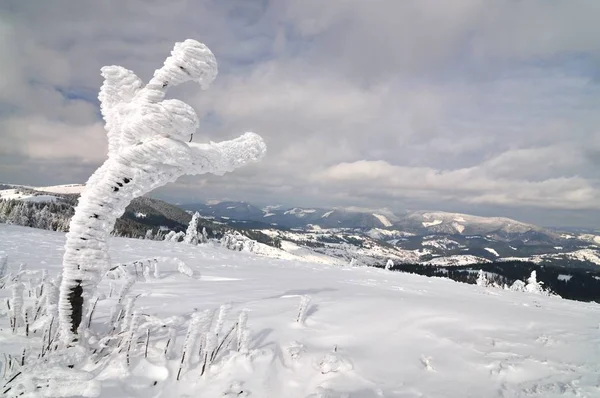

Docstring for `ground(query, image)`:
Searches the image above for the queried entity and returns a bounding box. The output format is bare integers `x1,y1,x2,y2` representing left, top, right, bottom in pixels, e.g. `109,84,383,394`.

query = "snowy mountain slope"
183,202,398,229
399,210,547,237
2,186,597,269
425,254,491,266
260,228,421,266
0,183,85,196
1,225,600,397
183,201,571,245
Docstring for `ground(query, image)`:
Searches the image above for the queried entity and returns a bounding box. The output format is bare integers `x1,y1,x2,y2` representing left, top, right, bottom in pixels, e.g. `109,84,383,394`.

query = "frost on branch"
57,39,266,342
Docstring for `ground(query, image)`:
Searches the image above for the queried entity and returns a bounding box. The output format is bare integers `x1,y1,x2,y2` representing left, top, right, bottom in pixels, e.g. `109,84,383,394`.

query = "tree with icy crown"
184,212,201,245
476,269,488,287
58,39,267,342
525,270,546,295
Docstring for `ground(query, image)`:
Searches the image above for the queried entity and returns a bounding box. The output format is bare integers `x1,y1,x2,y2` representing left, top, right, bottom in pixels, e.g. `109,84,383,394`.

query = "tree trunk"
57,163,161,341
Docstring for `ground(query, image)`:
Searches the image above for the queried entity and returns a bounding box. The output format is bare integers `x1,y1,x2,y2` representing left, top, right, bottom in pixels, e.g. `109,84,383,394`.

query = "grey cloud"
1,0,599,227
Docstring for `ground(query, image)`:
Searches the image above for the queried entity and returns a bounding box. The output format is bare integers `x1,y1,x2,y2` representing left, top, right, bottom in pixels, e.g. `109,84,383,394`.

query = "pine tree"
183,212,200,245
476,269,488,287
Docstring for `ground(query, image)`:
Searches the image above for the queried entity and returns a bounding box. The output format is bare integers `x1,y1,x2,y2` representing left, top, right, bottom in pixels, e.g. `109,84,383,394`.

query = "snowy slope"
1,225,600,398
34,184,86,194
406,210,543,236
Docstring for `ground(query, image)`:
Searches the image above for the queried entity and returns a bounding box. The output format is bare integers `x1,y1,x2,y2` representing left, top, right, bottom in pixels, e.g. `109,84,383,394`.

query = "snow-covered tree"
476,269,488,287
58,39,267,342
183,212,200,245
385,259,394,270
525,270,546,295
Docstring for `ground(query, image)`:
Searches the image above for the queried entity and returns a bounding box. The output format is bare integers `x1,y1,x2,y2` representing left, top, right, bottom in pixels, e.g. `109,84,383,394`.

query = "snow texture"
484,247,500,257
1,225,600,397
372,214,392,227
58,39,266,341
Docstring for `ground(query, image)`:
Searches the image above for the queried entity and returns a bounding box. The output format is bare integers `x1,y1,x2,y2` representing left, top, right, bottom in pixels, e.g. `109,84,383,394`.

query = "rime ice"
58,39,266,342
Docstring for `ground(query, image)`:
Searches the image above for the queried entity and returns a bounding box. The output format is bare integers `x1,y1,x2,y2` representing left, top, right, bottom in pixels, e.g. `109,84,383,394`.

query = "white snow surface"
422,219,443,227
415,211,540,235
35,184,86,194
372,213,392,227
1,225,600,398
284,208,317,217
0,189,60,202
451,222,465,234
422,238,460,251
484,247,500,257
0,189,36,201
534,249,600,266
321,210,334,218
558,274,573,282
425,255,491,266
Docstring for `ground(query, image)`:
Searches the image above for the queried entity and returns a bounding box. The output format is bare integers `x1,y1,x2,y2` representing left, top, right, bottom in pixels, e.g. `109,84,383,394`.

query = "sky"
1,0,599,228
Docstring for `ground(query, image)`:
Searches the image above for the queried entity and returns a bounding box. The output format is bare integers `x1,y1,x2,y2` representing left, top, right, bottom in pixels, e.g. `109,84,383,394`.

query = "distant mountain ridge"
2,184,599,271
182,200,552,240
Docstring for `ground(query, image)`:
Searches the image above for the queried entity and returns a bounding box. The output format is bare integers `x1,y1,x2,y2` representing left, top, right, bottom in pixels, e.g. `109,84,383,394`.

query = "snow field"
0,225,600,397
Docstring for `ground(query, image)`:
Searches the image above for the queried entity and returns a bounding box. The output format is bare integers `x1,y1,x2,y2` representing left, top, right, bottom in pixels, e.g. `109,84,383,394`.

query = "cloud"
1,0,599,227
313,159,599,210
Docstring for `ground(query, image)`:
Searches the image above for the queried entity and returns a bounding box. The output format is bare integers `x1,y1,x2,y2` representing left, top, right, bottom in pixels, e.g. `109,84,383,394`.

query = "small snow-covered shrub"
507,271,554,296
510,279,526,292
105,257,194,280
221,232,256,252
315,346,353,374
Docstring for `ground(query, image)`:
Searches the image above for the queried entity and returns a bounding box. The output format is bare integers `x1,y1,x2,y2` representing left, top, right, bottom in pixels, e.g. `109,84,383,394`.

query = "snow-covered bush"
507,271,553,296
221,232,256,252
509,279,526,292
58,38,266,340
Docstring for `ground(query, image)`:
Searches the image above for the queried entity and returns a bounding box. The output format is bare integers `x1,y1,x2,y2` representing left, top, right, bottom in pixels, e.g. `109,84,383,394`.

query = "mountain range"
183,200,556,239
1,184,599,272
